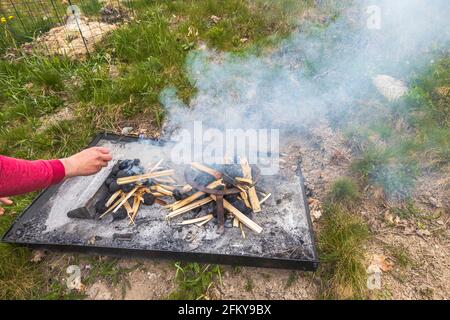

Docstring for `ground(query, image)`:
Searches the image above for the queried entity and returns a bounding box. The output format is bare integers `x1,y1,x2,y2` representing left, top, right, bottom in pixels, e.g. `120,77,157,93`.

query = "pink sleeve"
0,155,66,198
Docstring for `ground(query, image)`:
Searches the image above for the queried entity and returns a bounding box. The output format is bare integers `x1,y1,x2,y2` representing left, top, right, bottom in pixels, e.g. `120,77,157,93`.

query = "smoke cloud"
159,0,449,193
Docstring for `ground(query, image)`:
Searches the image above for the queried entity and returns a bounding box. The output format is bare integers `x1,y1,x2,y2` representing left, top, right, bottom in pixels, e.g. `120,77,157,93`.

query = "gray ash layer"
4,138,315,263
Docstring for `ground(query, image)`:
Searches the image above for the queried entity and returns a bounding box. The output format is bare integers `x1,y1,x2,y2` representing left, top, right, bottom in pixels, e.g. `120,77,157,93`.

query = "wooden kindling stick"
209,194,263,233
191,162,222,180
240,158,261,213
117,169,175,185
105,190,122,208
99,193,127,219
166,197,213,219
113,186,139,213
177,214,214,225
170,179,223,211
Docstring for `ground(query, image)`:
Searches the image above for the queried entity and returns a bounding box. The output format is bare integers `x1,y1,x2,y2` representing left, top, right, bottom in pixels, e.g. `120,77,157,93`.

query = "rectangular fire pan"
1,133,318,271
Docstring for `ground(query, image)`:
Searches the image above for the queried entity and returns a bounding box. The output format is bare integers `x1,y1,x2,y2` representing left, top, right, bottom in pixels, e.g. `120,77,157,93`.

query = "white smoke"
159,0,449,185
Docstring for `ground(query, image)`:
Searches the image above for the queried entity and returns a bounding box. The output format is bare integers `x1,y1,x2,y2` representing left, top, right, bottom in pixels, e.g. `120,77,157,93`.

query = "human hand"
0,197,13,216
60,147,113,178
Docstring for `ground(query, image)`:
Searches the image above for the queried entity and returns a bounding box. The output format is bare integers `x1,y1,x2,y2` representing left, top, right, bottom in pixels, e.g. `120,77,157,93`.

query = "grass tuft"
169,262,222,300
327,177,360,206
318,205,369,299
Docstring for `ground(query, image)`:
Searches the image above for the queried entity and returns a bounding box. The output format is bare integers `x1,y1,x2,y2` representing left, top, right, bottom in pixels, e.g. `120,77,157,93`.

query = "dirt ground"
77,118,448,300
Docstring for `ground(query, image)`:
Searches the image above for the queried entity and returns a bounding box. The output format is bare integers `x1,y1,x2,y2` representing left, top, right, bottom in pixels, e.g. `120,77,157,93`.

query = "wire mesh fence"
0,0,134,58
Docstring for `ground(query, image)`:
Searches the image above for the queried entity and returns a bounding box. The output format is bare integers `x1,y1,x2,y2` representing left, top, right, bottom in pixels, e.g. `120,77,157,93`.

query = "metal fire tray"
1,133,318,270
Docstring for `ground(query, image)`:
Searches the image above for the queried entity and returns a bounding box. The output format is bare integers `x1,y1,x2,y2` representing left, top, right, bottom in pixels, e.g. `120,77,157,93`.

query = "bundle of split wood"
98,158,270,237
164,160,271,237
97,158,175,225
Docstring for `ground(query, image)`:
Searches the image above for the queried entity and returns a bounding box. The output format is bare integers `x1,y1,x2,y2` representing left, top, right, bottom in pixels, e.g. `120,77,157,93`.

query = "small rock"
372,75,408,101
428,196,441,208
384,211,400,225
86,281,112,300
30,249,46,263
417,229,431,237
87,235,102,245
210,15,221,23
121,127,133,135
100,5,127,24
66,265,85,292
311,209,322,221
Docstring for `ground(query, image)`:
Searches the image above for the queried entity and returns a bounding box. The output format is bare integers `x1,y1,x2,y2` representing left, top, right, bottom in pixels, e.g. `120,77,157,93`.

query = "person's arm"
0,156,65,198
0,147,112,198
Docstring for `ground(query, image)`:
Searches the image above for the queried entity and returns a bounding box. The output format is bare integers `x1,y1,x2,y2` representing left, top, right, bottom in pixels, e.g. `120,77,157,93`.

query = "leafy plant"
169,262,222,300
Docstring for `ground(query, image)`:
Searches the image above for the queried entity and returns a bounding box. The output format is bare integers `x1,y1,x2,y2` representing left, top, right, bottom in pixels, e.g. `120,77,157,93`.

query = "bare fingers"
0,197,13,205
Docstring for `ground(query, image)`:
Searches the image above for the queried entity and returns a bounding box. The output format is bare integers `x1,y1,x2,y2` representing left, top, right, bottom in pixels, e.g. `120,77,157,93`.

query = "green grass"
79,0,103,17
0,1,314,298
0,194,43,300
0,0,334,300
385,244,414,269
317,205,369,299
244,277,254,292
327,177,360,207
169,262,222,300
84,256,139,298
8,0,448,300
390,200,421,220
348,56,450,201
285,271,299,288
0,1,66,53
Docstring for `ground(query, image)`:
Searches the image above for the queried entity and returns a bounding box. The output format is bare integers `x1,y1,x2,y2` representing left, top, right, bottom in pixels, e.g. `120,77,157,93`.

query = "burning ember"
80,158,271,238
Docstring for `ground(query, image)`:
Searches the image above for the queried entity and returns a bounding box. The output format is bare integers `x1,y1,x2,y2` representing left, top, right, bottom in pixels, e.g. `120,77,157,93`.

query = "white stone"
372,75,408,101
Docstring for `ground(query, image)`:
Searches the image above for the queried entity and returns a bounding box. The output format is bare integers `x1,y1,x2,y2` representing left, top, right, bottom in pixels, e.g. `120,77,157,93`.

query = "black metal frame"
1,132,319,271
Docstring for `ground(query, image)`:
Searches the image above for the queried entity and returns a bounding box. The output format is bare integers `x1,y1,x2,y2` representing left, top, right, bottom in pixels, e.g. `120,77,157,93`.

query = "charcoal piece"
202,201,216,214
111,163,120,176
116,170,130,178
67,207,92,219
192,206,202,214
143,193,155,205
229,200,253,217
113,233,133,241
121,183,135,193
118,159,134,170
112,207,127,221
172,189,185,201
224,194,239,203
109,181,120,193
215,164,243,178
143,179,153,187
193,174,215,186
225,166,243,178
105,177,114,186
224,218,233,228
95,199,108,214
127,165,144,176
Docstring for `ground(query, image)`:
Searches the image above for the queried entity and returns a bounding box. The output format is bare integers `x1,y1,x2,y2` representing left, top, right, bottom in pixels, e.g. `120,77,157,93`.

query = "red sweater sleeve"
0,156,66,198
